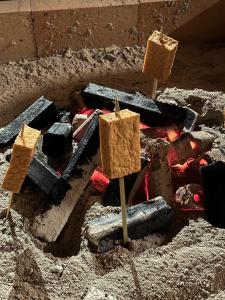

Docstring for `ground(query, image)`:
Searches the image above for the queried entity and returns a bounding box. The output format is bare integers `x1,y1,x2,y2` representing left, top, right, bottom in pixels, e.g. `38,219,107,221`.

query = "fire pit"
0,80,224,251
0,42,225,299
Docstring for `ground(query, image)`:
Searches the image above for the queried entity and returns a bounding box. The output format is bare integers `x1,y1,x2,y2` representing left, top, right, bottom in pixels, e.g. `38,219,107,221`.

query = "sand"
0,43,225,299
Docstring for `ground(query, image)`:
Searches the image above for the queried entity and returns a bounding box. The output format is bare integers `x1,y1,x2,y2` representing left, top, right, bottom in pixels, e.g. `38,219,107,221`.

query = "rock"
84,287,117,300
51,265,63,274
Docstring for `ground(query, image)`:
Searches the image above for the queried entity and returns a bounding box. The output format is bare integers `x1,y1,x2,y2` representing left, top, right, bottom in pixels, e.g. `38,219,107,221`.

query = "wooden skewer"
6,192,13,219
20,123,25,144
114,98,128,244
119,177,128,244
152,78,158,100
114,98,121,117
21,124,25,136
151,25,164,100
159,25,164,43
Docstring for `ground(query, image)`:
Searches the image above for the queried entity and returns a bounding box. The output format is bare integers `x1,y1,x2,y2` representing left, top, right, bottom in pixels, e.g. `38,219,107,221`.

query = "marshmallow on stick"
99,109,141,179
99,104,141,243
2,125,40,217
142,29,178,99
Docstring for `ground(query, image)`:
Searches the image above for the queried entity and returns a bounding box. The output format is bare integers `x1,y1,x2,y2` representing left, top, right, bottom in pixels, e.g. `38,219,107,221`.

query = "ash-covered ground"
0,43,225,299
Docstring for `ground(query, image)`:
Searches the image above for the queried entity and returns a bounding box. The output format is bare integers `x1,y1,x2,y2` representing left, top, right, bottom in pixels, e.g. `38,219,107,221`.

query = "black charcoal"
201,161,225,228
62,110,102,180
87,196,173,252
27,156,71,204
42,122,72,157
82,83,198,131
0,96,57,147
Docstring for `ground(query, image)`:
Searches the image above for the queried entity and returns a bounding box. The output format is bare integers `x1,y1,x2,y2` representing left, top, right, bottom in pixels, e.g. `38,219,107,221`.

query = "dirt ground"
0,42,225,300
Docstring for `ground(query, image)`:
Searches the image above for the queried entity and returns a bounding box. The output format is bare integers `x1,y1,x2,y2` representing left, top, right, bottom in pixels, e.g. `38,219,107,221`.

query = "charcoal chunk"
82,83,197,130
0,96,57,147
27,156,71,204
201,161,225,228
87,197,173,252
42,122,72,157
62,110,102,180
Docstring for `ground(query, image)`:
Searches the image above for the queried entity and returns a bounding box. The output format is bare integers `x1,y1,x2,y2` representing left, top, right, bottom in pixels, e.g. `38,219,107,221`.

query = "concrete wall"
0,0,223,62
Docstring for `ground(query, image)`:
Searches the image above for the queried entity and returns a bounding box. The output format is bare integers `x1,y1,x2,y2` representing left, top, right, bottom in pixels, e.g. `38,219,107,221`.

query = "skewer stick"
6,192,13,219
114,98,128,244
151,26,164,100
119,177,128,244
114,98,121,116
21,124,25,136
159,25,164,43
152,78,158,100
20,123,25,142
151,25,165,100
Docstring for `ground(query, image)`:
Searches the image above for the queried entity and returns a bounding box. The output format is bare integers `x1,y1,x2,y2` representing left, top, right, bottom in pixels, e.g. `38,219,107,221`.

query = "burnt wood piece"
27,156,71,204
62,110,102,181
0,96,57,147
102,156,149,207
42,122,73,157
201,161,225,228
87,196,173,252
82,83,198,131
5,153,70,204
31,151,100,242
73,109,102,142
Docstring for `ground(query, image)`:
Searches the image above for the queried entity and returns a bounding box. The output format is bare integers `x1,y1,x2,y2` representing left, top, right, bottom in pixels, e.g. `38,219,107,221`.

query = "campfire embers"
175,184,204,211
142,125,216,212
167,131,214,167
171,156,210,190
145,138,173,205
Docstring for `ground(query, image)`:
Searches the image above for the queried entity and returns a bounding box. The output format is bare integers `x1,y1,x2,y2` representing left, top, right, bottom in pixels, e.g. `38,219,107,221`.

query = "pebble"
51,265,63,274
